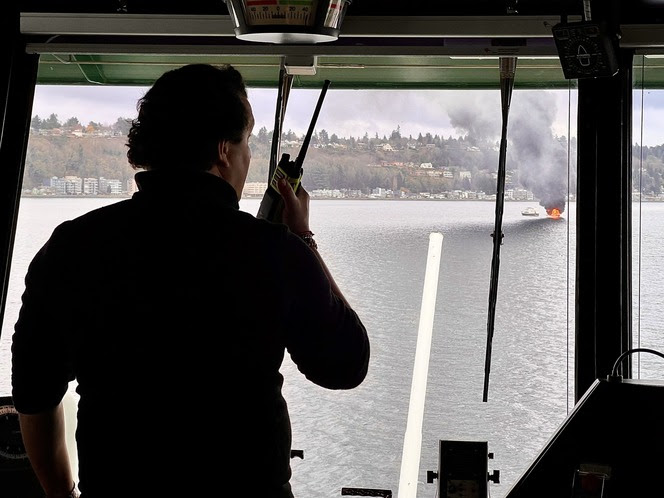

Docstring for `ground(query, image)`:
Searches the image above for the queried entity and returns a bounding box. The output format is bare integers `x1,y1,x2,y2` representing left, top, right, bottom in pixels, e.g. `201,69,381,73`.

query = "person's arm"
18,402,77,498
276,178,350,307
277,178,369,389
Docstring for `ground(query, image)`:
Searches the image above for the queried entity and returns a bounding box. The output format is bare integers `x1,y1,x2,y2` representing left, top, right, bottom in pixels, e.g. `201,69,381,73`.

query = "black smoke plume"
448,91,574,215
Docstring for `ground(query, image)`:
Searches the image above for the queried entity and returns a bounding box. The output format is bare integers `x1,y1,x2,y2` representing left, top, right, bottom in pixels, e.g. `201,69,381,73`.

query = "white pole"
63,390,79,492
398,232,444,498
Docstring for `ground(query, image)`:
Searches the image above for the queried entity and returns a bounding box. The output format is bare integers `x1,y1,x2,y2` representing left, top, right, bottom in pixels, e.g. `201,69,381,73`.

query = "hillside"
23,120,664,202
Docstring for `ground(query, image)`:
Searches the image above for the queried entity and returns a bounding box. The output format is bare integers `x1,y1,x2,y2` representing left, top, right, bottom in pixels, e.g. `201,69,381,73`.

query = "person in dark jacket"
12,63,370,498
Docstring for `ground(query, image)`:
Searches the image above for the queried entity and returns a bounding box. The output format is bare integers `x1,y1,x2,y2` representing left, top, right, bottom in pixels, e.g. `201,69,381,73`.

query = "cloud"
28,84,605,154
61,84,478,140
32,85,147,125
262,88,467,140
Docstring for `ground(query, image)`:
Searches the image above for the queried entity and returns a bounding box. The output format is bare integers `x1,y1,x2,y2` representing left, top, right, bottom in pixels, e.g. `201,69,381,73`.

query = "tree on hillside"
112,117,132,136
63,142,84,176
256,126,270,144
474,172,497,194
43,113,61,129
65,117,81,127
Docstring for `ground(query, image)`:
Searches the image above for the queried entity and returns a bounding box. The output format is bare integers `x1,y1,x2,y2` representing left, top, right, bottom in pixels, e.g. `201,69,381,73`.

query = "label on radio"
270,164,302,193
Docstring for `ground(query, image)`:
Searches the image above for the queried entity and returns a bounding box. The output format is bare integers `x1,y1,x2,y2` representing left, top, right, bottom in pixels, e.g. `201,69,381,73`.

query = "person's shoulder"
237,211,291,240
45,200,133,246
76,198,134,222
236,214,315,261
59,199,133,228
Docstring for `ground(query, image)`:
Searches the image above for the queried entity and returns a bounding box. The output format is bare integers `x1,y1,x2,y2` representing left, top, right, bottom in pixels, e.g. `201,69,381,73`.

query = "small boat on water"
521,207,539,216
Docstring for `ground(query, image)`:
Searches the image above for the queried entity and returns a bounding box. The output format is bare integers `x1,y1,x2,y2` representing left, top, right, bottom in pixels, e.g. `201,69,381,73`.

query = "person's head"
126,63,254,197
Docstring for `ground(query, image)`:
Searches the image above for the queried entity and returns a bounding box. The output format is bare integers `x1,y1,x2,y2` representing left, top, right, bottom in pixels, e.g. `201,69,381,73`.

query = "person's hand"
277,178,310,234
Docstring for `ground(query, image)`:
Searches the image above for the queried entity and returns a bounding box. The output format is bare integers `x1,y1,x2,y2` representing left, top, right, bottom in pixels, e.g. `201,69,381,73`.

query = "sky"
29,83,664,147
30,84,589,144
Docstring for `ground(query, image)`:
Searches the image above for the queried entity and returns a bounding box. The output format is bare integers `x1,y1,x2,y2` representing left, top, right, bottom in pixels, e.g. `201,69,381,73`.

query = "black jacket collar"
133,169,240,210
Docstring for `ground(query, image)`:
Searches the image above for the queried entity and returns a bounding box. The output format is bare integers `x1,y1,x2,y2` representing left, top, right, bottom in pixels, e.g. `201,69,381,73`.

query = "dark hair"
126,64,248,171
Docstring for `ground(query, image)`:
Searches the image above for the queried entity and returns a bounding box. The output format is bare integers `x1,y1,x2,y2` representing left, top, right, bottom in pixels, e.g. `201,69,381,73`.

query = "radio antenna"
269,62,294,180
295,79,331,167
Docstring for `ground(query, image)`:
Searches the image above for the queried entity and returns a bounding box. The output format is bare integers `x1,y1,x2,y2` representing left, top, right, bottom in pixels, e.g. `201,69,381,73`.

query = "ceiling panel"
36,52,574,89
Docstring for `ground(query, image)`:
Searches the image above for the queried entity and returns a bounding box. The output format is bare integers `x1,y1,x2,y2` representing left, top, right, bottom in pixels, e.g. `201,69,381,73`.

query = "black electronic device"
0,396,43,498
341,488,392,497
256,79,331,223
430,440,499,498
256,151,304,222
552,21,619,79
505,377,664,497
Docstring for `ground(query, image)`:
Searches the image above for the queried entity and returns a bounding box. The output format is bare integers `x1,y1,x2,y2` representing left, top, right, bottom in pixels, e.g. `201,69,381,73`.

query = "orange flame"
547,208,562,219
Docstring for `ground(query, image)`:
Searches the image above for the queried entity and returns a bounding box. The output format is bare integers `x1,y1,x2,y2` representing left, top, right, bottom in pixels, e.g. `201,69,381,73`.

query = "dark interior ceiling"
15,0,664,89
15,0,664,21
19,1,582,16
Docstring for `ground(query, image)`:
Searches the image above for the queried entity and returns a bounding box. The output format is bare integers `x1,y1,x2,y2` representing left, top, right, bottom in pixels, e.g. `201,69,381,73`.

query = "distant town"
21,113,664,203
25,174,547,202
242,181,544,201
22,118,547,201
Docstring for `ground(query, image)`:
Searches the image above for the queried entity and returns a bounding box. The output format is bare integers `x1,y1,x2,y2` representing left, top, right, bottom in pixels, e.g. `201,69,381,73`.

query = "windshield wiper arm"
483,56,517,402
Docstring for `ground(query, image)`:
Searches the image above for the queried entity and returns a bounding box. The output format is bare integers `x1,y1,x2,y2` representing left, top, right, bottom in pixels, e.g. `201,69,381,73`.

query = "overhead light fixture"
223,0,352,44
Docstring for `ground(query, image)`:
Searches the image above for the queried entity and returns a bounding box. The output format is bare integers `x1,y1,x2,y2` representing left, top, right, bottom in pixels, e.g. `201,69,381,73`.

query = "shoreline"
20,194,549,202
20,195,664,202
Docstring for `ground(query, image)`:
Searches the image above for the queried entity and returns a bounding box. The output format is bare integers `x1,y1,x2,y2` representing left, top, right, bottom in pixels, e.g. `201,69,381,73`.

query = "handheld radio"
256,79,331,222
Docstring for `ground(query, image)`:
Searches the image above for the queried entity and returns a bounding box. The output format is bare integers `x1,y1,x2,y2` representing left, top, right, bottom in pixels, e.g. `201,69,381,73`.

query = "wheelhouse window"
631,54,664,380
0,55,579,498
